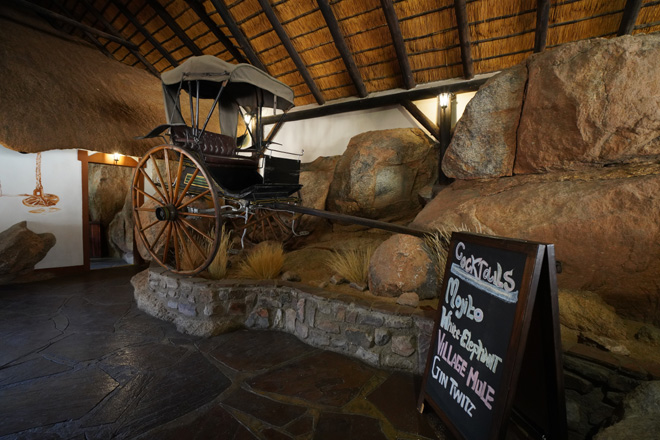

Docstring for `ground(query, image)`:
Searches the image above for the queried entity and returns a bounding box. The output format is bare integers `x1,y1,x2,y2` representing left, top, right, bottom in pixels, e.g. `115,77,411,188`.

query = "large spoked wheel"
132,145,221,275
232,208,301,245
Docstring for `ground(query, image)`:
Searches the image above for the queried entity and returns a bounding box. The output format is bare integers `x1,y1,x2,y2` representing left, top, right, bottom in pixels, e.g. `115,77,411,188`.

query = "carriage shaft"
265,203,430,238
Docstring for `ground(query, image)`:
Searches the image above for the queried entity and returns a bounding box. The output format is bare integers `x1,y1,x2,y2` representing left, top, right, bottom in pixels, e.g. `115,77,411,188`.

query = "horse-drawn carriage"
132,55,426,275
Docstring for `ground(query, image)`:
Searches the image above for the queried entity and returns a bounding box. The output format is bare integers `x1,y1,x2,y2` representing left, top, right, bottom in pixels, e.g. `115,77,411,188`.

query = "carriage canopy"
161,55,294,139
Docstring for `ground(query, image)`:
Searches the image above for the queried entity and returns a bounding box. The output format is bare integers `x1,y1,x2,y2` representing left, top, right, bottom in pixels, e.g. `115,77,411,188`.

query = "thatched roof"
1,0,659,154
0,6,163,156
5,0,657,109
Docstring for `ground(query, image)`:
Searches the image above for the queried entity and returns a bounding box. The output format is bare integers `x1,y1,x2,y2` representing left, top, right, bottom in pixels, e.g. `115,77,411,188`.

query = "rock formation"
108,190,134,263
327,128,437,220
299,156,339,232
0,221,55,283
369,35,660,326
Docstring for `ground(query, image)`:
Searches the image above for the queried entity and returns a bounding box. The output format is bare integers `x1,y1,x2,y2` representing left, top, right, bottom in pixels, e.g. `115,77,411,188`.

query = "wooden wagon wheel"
232,208,301,246
132,145,221,275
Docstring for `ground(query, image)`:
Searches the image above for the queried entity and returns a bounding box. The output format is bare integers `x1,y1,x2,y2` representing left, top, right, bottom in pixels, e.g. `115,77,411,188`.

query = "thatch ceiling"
10,0,660,109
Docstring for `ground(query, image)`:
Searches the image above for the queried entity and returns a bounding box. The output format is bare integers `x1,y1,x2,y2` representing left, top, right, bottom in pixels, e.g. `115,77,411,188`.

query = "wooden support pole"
114,1,179,67
380,0,415,89
258,0,325,105
77,0,160,77
453,0,474,79
317,0,367,98
262,75,490,125
184,0,247,63
9,0,138,50
618,0,643,35
147,0,203,56
209,0,267,71
401,100,440,141
534,0,550,52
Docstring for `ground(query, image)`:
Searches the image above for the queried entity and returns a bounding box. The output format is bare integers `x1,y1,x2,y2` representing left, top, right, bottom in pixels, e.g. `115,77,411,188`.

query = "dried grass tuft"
326,246,375,285
207,225,232,280
424,223,483,285
237,242,285,280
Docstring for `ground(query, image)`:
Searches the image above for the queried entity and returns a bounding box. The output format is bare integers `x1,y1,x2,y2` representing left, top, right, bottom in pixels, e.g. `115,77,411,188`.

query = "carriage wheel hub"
155,204,178,221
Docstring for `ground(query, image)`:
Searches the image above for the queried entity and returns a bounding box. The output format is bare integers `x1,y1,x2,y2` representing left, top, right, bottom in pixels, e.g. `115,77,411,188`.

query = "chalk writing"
449,377,476,416
445,277,484,322
453,242,518,303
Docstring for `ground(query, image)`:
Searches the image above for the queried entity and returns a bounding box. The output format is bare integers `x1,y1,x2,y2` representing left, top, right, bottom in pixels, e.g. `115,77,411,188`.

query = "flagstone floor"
0,266,447,439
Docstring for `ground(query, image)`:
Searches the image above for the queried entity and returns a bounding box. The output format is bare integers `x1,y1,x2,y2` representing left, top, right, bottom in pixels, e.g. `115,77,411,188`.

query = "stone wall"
132,267,435,374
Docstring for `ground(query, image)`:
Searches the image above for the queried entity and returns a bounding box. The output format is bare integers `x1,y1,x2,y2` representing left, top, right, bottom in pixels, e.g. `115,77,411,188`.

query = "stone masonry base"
131,267,436,374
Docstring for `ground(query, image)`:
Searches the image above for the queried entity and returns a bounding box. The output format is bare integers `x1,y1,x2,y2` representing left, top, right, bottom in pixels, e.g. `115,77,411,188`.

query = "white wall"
266,95,472,163
0,146,83,269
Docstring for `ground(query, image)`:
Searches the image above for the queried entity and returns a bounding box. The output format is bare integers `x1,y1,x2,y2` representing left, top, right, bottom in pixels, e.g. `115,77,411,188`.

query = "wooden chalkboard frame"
417,232,565,439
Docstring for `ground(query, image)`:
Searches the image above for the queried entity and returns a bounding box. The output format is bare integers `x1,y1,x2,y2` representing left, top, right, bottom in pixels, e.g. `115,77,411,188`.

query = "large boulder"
299,156,339,232
409,163,660,324
368,234,437,299
108,190,134,263
442,63,526,179
0,221,55,283
327,128,437,220
443,34,660,179
594,381,660,440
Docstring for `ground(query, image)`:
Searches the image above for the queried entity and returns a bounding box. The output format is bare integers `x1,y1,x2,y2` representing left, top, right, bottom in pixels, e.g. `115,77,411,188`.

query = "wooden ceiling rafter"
48,0,114,57
453,0,474,80
401,99,440,141
146,0,203,57
77,0,160,76
317,0,367,98
257,0,326,105
184,0,245,63
208,0,267,71
113,0,179,68
9,0,138,50
380,0,415,89
618,0,643,35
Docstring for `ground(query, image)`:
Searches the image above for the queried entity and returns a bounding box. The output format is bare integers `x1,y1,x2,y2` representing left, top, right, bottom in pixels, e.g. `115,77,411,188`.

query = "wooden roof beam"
380,0,415,89
401,100,440,141
258,0,325,105
208,0,267,71
618,0,643,36
184,0,247,63
113,1,179,67
453,0,474,79
317,0,367,98
147,0,203,56
262,74,494,125
9,0,138,50
534,0,550,52
78,0,160,77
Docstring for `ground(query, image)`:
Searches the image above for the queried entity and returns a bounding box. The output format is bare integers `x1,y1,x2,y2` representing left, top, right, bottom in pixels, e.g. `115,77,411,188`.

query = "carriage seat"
170,125,258,168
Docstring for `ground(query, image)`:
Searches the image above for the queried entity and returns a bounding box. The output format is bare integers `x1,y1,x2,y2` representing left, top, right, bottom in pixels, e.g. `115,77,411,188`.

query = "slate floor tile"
248,350,376,407
0,367,118,436
367,372,437,439
314,412,387,440
201,329,316,372
222,387,307,427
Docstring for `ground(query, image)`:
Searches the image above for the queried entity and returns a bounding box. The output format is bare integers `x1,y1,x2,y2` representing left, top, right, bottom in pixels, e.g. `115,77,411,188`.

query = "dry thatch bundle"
0,7,162,156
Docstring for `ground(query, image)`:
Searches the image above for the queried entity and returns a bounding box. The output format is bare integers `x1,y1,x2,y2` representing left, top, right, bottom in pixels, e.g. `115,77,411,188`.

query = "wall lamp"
439,92,452,109
113,152,120,165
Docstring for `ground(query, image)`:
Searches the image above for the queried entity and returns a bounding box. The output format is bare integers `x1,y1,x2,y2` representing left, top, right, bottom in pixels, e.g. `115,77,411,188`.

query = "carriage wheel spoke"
148,221,168,249
179,220,207,261
180,212,216,219
177,189,211,210
140,218,160,233
175,168,199,206
138,167,168,204
133,186,163,206
179,216,214,243
161,222,172,265
135,207,156,212
172,222,181,272
174,222,195,270
163,149,173,202
150,153,171,204
172,151,184,205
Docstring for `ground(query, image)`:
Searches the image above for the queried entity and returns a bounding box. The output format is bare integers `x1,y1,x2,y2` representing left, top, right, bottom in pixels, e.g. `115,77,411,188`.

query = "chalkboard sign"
417,232,565,439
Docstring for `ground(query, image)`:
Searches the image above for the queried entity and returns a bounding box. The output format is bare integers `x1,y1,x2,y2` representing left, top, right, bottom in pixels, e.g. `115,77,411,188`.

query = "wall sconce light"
439,92,451,109
113,152,120,165
243,113,253,126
